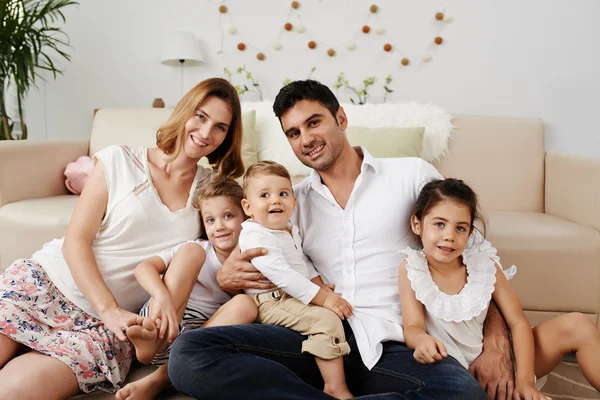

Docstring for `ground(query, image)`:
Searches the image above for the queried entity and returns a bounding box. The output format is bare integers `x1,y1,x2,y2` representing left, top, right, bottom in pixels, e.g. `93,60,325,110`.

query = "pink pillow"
64,156,94,194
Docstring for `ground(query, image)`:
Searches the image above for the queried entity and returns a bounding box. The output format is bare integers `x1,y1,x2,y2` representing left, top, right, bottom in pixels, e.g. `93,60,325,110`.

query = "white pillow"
341,102,453,163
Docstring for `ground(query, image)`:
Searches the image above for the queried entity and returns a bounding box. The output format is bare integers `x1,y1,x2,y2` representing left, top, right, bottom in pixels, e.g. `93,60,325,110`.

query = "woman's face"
183,95,233,160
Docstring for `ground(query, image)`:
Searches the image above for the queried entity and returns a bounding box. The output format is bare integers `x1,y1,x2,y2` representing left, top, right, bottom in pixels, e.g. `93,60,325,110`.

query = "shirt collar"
241,219,298,236
307,146,379,193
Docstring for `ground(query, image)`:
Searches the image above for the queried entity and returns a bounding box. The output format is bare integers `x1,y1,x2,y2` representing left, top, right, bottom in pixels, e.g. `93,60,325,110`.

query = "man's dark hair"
273,79,340,121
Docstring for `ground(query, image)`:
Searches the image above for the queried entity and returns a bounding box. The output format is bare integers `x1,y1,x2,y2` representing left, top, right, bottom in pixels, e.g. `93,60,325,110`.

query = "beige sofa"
0,107,599,398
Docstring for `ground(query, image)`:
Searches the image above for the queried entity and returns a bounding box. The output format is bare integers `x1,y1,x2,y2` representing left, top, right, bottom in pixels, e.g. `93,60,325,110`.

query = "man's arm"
216,246,273,295
469,301,515,400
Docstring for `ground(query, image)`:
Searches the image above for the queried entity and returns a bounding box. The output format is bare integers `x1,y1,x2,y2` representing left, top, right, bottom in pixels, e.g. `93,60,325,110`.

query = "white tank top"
33,145,207,318
156,239,231,319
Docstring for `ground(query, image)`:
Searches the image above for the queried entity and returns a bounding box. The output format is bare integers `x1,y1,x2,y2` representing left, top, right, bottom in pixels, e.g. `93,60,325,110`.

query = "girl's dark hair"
192,173,246,240
411,178,486,237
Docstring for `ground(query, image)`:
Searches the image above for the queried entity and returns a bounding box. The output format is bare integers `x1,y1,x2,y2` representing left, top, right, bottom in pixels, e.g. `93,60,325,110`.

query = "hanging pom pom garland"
217,2,452,66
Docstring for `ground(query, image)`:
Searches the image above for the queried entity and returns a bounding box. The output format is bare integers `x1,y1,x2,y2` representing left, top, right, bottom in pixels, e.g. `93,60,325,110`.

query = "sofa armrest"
0,140,89,207
545,151,600,232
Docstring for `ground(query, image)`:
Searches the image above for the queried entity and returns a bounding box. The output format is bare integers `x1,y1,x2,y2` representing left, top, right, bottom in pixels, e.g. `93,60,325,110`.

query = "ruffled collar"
400,246,498,323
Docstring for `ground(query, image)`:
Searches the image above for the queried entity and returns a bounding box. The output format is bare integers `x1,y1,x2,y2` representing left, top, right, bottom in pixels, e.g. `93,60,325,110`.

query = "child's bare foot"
324,383,353,399
115,368,168,399
126,317,160,364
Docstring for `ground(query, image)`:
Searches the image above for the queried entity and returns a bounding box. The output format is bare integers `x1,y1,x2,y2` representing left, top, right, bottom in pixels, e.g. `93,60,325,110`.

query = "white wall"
23,0,600,158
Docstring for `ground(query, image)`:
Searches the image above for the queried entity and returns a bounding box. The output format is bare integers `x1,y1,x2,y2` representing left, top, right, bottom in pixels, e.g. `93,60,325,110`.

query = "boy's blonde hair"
242,161,292,197
193,173,245,239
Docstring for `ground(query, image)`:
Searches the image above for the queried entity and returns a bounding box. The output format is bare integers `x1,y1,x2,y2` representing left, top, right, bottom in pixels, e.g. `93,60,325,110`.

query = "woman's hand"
149,293,180,343
217,246,274,294
413,334,448,364
322,293,353,319
98,307,139,341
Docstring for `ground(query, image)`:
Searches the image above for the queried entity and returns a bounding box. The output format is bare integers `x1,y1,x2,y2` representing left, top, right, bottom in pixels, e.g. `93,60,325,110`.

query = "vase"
152,98,165,108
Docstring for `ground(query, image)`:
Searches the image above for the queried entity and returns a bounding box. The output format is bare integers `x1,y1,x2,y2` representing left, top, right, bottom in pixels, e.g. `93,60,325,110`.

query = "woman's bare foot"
324,383,354,400
115,364,171,400
126,317,160,364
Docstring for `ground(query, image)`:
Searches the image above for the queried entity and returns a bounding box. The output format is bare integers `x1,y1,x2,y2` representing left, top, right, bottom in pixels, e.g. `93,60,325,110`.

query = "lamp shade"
161,31,204,65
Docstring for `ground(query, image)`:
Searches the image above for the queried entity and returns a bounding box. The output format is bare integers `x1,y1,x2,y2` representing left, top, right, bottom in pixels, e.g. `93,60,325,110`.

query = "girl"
398,178,600,400
0,78,244,398
116,174,257,400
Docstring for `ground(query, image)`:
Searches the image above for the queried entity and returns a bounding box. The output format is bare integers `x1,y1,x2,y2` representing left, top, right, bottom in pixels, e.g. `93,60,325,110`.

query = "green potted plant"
0,0,77,140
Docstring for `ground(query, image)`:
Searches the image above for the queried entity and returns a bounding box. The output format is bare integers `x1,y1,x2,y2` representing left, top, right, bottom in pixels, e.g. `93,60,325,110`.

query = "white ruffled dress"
399,245,516,369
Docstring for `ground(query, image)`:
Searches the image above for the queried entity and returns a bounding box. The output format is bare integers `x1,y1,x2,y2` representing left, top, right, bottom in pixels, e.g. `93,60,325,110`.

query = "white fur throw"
242,101,454,177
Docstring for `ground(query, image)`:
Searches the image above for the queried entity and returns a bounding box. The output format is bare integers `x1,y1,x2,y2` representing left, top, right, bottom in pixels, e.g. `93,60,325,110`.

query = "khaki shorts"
254,289,350,360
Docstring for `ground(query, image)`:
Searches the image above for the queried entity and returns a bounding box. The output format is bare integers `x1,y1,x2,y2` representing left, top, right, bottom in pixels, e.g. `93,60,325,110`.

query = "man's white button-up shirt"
292,148,443,369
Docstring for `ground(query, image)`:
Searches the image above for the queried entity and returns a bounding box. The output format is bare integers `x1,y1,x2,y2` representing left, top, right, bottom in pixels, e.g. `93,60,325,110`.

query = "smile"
438,246,454,252
269,209,283,213
306,144,324,157
191,135,208,147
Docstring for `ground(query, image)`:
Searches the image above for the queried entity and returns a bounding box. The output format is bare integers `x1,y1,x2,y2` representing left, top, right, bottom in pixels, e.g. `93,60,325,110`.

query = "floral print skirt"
0,259,133,393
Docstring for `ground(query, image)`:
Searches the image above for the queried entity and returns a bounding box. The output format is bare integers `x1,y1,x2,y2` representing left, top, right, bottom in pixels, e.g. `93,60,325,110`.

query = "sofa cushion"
346,126,424,159
0,195,78,271
487,211,600,314
435,116,545,213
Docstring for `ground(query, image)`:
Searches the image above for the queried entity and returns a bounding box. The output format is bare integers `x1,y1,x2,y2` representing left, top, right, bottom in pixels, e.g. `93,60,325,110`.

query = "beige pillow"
345,126,424,158
199,110,258,169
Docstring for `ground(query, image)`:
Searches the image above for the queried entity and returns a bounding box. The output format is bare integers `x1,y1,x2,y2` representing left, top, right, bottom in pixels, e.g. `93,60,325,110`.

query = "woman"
0,78,244,399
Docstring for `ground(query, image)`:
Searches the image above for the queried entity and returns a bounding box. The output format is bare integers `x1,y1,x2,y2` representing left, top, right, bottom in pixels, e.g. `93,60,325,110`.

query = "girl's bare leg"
0,333,24,368
533,312,600,390
202,294,257,328
0,351,80,400
315,356,353,399
115,363,170,400
127,243,205,364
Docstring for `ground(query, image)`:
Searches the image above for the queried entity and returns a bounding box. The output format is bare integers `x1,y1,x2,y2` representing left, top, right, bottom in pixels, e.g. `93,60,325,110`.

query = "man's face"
280,100,348,172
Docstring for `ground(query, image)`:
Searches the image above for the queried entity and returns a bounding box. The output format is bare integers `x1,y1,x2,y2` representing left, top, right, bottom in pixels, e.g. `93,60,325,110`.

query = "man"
169,80,515,399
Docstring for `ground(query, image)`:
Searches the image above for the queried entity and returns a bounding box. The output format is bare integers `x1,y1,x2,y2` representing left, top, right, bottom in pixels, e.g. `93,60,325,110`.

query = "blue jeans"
168,321,487,399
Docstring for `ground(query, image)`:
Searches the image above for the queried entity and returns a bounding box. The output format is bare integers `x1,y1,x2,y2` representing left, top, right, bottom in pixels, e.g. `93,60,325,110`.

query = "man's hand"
216,245,274,295
469,342,515,400
473,300,515,399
